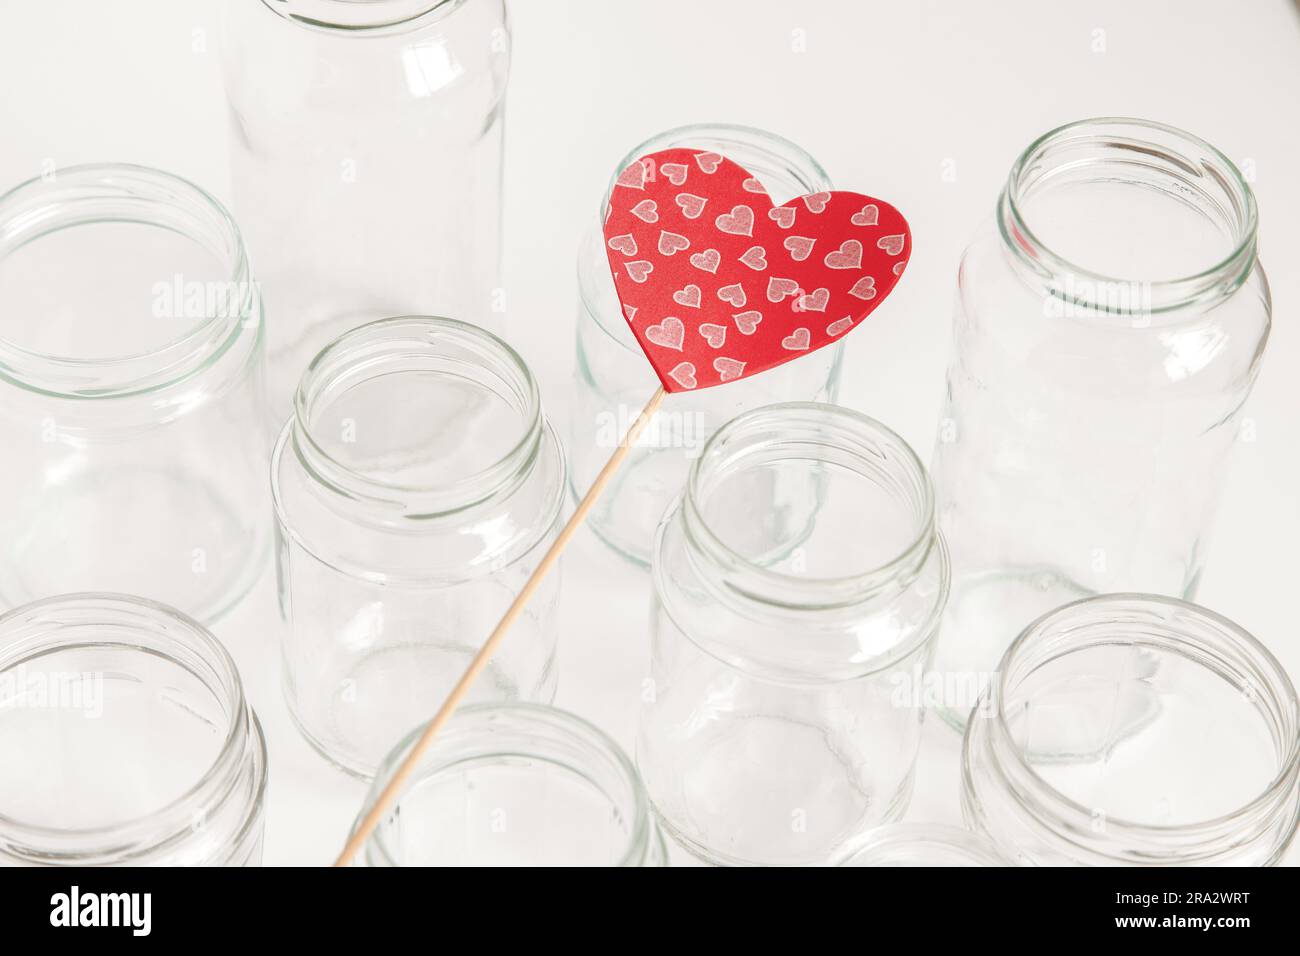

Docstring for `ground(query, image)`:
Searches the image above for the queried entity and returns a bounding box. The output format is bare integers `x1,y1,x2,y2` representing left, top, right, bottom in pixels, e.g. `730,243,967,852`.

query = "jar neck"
983,594,1300,865
362,704,657,867
680,402,938,614
997,117,1258,320
0,164,254,398
289,316,544,521
0,594,264,864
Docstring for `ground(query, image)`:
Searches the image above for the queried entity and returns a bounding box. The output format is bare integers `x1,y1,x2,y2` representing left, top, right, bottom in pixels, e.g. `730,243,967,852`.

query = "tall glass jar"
963,594,1300,866
220,0,510,419
271,316,565,777
356,703,667,866
572,124,843,566
930,119,1270,729
639,403,948,866
0,594,268,866
0,164,269,623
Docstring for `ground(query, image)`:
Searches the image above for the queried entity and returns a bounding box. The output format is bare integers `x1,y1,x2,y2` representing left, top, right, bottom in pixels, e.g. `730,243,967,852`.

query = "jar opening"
260,0,466,31
841,823,1008,867
0,593,264,863
0,164,254,397
291,316,542,514
361,704,654,866
999,118,1258,317
987,594,1300,858
683,402,936,607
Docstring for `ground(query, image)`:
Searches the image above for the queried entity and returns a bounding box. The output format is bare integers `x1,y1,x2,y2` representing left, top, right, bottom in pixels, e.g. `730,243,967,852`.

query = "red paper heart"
604,148,911,393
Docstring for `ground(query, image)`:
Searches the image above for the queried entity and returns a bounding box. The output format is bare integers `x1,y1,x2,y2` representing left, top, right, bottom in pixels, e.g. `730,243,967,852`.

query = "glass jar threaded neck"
289,316,543,520
360,703,661,867
997,117,1259,319
967,594,1300,866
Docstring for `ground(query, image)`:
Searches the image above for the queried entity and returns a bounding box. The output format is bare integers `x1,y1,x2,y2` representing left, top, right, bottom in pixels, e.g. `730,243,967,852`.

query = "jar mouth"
0,164,255,399
578,123,832,353
259,0,467,31
840,823,1009,867
0,593,265,862
999,117,1258,318
359,703,654,867
287,316,543,516
681,402,939,609
985,593,1300,855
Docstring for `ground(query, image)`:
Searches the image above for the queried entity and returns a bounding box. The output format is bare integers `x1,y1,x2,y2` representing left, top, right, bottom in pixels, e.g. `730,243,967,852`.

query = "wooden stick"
333,386,668,867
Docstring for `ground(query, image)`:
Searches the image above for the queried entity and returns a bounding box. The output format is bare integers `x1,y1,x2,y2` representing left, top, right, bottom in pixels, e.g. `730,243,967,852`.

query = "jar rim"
839,823,1010,866
680,402,940,608
998,117,1259,318
578,123,833,355
0,593,267,862
286,315,544,511
0,163,256,399
258,0,468,32
984,593,1300,849
358,703,655,867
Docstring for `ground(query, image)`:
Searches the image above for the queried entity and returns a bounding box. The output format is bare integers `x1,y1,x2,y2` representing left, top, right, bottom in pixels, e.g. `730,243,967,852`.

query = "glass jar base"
648,774,914,868
932,567,1094,732
285,642,558,779
0,464,268,625
641,714,916,867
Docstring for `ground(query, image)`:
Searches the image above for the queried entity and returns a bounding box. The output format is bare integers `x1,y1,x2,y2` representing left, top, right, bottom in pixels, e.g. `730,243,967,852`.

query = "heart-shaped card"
603,147,910,392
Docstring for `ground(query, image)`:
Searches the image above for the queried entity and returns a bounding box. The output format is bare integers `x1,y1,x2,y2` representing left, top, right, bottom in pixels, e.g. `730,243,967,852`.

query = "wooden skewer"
333,386,668,867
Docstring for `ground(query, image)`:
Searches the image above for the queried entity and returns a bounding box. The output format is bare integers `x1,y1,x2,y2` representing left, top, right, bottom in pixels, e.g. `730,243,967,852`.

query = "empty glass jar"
0,164,269,623
356,703,667,866
963,594,1300,866
271,317,565,777
572,124,843,566
0,593,268,866
930,118,1271,730
221,0,511,420
638,403,948,866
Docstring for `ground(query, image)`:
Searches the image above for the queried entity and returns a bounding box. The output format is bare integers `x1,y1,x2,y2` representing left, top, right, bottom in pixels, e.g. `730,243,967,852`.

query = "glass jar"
929,118,1270,730
963,594,1300,866
572,124,843,566
220,0,510,420
0,164,269,623
639,402,949,866
0,593,268,866
355,703,667,866
841,824,1009,867
271,316,565,777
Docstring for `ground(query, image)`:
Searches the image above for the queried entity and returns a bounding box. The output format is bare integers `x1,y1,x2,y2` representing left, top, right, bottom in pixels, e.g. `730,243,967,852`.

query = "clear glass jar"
930,118,1271,730
0,593,268,866
356,703,667,866
639,403,949,866
572,124,843,566
963,594,1300,866
271,316,565,777
841,824,1009,867
0,164,269,623
221,0,510,420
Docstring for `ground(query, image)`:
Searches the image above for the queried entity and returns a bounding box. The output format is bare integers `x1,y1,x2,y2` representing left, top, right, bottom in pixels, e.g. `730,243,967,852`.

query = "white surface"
2,0,1298,865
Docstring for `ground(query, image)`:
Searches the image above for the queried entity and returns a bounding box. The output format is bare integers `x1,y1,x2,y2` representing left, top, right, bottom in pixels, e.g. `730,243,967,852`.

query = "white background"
2,0,1298,865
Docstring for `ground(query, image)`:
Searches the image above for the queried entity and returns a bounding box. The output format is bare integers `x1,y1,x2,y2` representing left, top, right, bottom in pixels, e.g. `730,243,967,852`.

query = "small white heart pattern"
605,147,911,391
